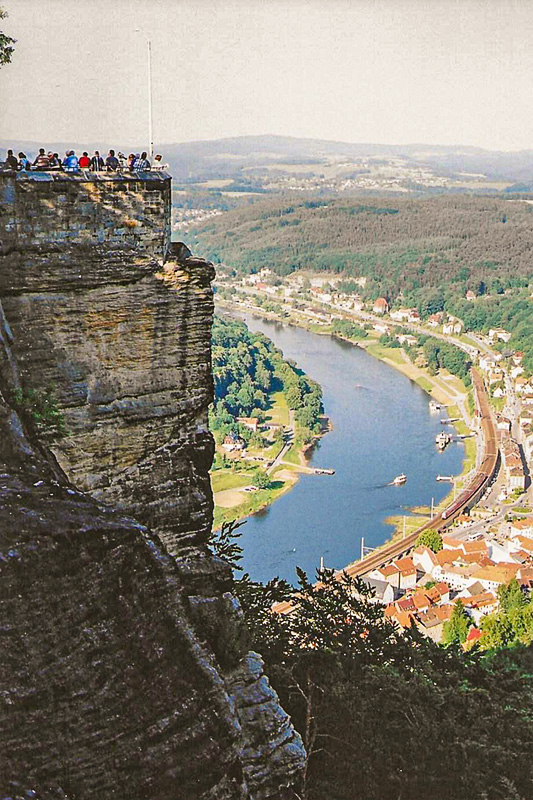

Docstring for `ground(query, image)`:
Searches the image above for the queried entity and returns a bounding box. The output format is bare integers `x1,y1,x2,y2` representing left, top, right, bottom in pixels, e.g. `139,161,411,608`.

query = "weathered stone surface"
0,420,247,800
0,173,305,799
1,173,213,552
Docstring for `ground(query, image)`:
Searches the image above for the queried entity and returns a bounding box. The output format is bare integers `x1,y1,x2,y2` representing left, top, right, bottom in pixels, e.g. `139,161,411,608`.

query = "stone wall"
0,172,211,553
0,173,305,799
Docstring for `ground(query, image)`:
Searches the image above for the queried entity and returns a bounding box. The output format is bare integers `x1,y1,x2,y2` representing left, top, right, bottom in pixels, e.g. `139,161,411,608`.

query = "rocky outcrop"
0,172,212,553
0,172,304,799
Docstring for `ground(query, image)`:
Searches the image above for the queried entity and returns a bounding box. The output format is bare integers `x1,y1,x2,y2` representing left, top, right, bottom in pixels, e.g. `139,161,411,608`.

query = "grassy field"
384,512,432,542
213,478,288,530
416,375,434,392
211,470,251,493
265,390,290,426
366,342,406,365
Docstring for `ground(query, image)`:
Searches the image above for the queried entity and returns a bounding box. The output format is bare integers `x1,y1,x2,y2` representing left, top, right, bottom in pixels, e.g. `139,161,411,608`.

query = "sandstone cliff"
0,171,304,799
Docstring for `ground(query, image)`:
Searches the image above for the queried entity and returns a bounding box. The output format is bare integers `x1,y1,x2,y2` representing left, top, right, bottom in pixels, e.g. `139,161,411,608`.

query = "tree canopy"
416,528,443,552
0,7,15,66
210,526,533,800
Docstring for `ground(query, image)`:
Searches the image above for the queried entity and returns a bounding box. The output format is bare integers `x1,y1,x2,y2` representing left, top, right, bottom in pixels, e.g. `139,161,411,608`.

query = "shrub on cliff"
12,386,66,441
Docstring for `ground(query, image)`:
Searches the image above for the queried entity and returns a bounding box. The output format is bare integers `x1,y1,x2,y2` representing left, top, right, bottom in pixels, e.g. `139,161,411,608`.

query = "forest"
210,315,323,444
193,194,533,370
211,524,533,800
190,195,533,292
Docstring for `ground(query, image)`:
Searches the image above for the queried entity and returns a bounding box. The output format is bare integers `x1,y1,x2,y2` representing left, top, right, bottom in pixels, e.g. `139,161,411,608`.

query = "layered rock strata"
0,173,304,798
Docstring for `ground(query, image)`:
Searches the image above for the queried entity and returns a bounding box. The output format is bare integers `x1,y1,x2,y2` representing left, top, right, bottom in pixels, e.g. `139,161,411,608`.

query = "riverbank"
211,318,332,529
216,299,476,542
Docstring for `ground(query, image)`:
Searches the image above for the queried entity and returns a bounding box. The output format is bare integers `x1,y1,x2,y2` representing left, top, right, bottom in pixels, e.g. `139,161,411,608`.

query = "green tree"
253,469,272,490
481,612,515,650
0,7,16,66
286,384,303,409
416,529,443,552
497,578,525,613
443,599,470,645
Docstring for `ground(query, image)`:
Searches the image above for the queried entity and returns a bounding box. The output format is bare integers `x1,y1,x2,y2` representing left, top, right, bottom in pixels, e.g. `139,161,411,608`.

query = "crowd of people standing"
1,147,167,173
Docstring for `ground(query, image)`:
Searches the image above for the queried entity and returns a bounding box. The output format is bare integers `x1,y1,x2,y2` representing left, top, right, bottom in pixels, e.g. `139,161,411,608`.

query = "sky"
1,0,533,151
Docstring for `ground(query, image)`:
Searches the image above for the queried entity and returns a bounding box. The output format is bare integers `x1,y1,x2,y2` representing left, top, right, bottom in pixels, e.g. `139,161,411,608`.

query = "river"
231,312,465,585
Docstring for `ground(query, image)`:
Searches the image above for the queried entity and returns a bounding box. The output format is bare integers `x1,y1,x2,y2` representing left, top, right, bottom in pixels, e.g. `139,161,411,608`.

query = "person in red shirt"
79,151,90,169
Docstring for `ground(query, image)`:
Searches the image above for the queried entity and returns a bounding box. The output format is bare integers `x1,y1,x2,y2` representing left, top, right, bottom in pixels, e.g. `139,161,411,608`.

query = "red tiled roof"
466,627,483,642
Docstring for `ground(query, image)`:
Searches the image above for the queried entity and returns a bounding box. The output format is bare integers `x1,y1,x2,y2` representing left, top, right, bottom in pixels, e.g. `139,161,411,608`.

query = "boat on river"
391,473,407,485
435,432,453,451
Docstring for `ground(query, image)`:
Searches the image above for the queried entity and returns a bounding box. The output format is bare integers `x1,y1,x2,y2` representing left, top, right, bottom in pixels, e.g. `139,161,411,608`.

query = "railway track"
273,368,499,612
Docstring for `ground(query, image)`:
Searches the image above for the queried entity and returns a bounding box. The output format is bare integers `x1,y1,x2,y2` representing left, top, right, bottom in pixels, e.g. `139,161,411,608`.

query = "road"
267,409,295,475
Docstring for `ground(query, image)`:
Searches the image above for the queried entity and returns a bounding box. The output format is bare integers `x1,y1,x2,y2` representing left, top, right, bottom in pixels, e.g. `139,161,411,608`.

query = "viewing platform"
1,168,172,271
0,169,171,184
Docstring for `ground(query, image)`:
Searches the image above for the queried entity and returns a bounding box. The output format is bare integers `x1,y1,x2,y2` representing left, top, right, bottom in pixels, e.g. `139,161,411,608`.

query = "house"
441,533,462,549
222,432,246,452
470,563,519,592
458,539,489,559
237,417,259,433
426,582,451,604
408,309,421,323
371,564,400,586
464,627,484,649
394,556,418,589
493,386,506,399
515,377,532,395
432,562,481,592
511,535,533,556
373,322,390,335
359,577,395,605
373,297,389,315
442,318,463,335
510,518,533,539
396,333,417,346
488,369,504,384
412,545,438,575
458,591,498,624
509,467,526,491
390,308,411,322
488,328,512,343
427,313,444,328
416,604,454,642
496,414,512,432
411,592,432,613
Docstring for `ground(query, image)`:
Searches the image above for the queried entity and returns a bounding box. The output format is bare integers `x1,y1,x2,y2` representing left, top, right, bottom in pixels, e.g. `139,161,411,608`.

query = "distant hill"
3,134,533,184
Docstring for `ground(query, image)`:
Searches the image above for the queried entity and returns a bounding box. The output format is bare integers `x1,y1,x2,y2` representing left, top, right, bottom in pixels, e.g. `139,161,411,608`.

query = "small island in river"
210,314,331,529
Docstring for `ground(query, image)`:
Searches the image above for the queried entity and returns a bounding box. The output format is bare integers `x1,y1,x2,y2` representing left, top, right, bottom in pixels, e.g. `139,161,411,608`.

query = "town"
215,265,533,646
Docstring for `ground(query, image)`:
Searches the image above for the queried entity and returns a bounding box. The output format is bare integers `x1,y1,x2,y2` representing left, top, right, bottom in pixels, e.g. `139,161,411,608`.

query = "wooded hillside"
190,195,533,294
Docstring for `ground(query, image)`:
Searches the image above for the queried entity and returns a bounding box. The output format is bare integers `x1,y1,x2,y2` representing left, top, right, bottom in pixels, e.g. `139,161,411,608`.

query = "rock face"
0,171,212,553
0,172,304,799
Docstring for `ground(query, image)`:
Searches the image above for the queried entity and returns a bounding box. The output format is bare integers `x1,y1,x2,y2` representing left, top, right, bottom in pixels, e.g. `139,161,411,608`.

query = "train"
440,370,499,522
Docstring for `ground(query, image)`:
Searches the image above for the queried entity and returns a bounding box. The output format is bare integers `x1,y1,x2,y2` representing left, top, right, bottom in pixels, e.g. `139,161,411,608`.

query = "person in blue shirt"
134,151,151,171
18,152,30,170
62,150,79,172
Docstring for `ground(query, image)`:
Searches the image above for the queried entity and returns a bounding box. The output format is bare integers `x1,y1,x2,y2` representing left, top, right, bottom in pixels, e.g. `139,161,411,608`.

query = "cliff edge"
0,172,304,799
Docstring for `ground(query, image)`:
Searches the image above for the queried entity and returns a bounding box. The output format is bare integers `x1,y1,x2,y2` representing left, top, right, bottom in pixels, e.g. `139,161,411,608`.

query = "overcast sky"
1,0,532,151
